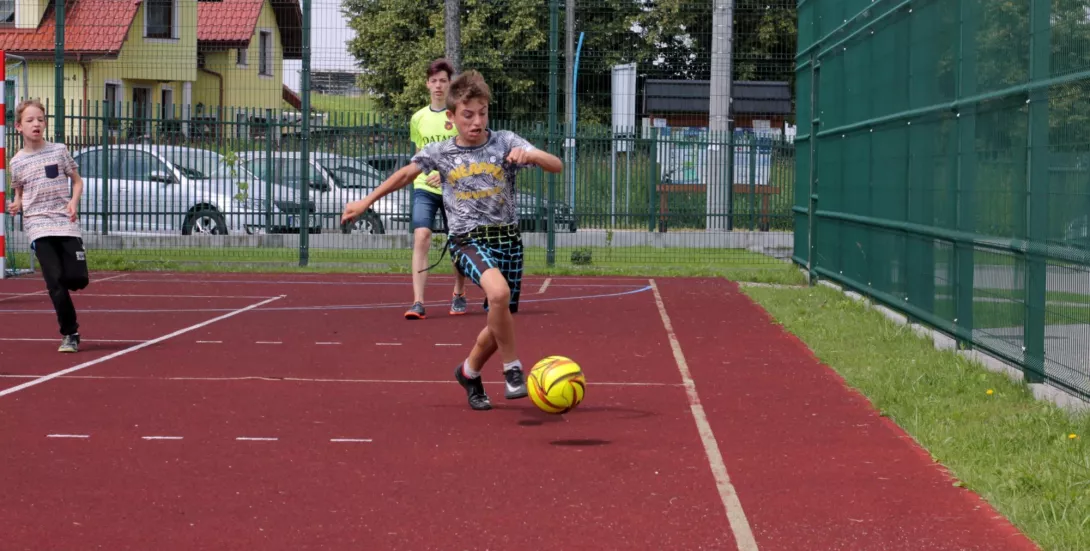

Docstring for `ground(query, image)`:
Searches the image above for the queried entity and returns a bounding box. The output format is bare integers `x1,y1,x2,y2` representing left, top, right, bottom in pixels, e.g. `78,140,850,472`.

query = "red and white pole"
1,49,7,279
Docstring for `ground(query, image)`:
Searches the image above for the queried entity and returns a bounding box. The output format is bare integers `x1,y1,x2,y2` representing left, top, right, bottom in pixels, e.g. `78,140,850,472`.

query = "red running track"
0,272,1039,550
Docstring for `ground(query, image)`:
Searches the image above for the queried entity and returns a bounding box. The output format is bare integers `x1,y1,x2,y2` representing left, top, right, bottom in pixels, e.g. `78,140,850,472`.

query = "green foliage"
342,0,798,124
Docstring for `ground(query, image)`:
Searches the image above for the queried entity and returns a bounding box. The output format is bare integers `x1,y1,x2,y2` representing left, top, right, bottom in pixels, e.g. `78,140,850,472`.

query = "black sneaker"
404,302,426,320
454,364,492,410
503,366,528,399
58,333,80,353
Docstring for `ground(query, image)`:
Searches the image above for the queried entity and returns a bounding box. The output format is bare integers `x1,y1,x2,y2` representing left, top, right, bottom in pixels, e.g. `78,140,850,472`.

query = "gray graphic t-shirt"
411,129,535,235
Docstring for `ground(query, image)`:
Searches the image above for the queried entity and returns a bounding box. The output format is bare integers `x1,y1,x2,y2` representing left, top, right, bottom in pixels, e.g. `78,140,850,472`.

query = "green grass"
741,285,1090,551
5,246,806,285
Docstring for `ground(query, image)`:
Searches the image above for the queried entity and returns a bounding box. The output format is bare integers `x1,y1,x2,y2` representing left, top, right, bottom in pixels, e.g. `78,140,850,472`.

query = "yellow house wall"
194,1,283,116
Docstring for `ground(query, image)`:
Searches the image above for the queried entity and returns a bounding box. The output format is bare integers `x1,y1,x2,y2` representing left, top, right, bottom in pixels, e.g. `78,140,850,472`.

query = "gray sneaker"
450,293,467,315
58,333,80,353
404,302,426,320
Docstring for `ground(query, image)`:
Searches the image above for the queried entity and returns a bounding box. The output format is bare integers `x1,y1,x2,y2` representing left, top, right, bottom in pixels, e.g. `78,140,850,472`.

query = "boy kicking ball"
340,71,562,410
5,99,89,353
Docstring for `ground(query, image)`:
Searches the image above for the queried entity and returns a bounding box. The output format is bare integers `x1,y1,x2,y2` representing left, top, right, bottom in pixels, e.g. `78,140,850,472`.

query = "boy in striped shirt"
5,99,89,353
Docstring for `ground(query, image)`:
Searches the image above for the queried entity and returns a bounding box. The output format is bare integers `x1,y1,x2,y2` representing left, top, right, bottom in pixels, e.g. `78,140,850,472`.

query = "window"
119,151,170,182
237,48,248,67
104,83,121,131
0,0,14,26
4,79,14,123
259,31,272,76
146,0,175,40
74,150,103,179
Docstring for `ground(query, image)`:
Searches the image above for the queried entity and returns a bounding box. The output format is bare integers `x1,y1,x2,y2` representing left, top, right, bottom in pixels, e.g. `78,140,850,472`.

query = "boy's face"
448,98,489,145
16,105,46,142
427,72,450,103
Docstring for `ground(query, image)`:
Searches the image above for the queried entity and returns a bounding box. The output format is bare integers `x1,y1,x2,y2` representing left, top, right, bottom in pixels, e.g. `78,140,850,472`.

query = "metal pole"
546,0,559,266
564,0,574,212
299,0,311,266
54,0,65,143
445,0,461,73
707,0,732,231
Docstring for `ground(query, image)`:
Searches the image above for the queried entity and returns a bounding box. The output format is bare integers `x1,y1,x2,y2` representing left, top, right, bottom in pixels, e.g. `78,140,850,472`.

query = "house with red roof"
0,0,301,138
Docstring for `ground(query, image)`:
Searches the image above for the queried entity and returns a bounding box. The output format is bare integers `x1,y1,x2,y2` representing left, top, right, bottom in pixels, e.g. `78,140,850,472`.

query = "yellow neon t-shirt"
410,106,458,194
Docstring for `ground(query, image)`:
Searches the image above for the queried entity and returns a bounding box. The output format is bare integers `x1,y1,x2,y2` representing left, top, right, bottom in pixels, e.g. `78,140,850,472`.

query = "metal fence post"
955,0,978,347
1023,0,1051,384
299,0,312,267
546,0,559,267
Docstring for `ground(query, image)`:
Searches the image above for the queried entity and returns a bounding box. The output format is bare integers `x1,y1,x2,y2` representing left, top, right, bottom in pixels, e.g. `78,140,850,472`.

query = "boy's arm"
6,188,23,215
67,171,84,221
507,147,563,174
340,162,423,224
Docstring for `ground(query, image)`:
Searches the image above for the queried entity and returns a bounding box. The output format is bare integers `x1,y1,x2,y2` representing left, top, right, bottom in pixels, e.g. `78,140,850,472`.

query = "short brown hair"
427,58,455,80
15,99,46,123
446,70,491,111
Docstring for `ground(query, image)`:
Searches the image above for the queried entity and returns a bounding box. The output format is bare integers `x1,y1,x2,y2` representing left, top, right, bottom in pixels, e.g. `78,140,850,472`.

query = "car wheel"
182,207,228,236
343,211,386,235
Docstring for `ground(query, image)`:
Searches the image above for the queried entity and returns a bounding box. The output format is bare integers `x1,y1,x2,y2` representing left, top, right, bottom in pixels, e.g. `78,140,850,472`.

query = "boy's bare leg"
411,227,432,304
465,325,499,372
479,268,516,363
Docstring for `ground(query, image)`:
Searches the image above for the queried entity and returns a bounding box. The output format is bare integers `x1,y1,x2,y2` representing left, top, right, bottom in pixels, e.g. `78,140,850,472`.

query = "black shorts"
448,224,524,311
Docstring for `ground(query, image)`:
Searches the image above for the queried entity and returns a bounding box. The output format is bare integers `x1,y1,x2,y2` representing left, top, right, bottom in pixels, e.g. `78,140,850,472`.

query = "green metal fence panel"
796,0,1090,400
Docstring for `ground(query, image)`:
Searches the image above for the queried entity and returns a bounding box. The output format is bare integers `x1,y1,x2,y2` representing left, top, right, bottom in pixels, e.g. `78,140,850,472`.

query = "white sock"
462,360,481,379
503,360,522,373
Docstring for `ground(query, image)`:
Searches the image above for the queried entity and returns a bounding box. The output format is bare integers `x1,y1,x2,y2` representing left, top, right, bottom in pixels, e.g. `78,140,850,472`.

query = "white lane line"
330,438,372,443
435,343,461,347
46,434,89,439
0,290,46,303
0,293,275,299
142,436,183,441
315,342,341,345
0,373,684,387
0,337,145,344
376,342,401,346
648,279,758,551
537,278,552,294
256,341,282,345
196,340,222,344
0,295,285,399
236,437,278,441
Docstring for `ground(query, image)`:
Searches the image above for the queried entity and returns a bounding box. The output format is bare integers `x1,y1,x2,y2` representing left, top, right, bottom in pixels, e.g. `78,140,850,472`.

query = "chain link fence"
3,0,797,274
795,0,1090,400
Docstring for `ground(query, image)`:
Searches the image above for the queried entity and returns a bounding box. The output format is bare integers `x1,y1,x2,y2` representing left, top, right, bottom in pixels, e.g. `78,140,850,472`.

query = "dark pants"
33,236,89,336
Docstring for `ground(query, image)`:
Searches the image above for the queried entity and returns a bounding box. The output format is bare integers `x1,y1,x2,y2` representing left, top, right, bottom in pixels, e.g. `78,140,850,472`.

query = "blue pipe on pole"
570,32,584,213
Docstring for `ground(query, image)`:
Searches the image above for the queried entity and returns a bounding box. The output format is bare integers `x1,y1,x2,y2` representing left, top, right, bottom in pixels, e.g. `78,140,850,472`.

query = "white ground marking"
537,278,552,294
0,273,123,302
0,337,144,344
0,295,285,398
142,436,183,441
330,438,372,443
435,343,462,347
236,437,278,441
256,341,282,345
46,434,89,439
0,373,682,387
196,341,222,344
315,342,341,345
376,342,402,346
648,279,759,551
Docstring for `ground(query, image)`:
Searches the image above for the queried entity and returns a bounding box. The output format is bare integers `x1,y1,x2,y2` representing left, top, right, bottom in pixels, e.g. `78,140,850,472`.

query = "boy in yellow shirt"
403,59,468,319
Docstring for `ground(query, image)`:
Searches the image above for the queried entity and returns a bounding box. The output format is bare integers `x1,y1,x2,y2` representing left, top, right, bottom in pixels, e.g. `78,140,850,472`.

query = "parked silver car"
237,151,410,234
71,145,313,235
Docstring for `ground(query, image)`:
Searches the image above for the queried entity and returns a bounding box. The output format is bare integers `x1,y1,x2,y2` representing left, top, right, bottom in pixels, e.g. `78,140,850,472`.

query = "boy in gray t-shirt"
341,70,563,411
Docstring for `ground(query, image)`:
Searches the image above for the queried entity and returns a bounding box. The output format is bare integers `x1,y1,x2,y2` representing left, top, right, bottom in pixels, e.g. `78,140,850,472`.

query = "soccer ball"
527,356,585,414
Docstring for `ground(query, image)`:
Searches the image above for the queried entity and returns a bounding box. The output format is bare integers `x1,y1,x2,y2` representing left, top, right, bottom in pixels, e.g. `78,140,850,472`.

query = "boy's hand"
506,147,535,166
66,199,79,221
5,199,21,216
340,199,369,225
425,172,441,188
